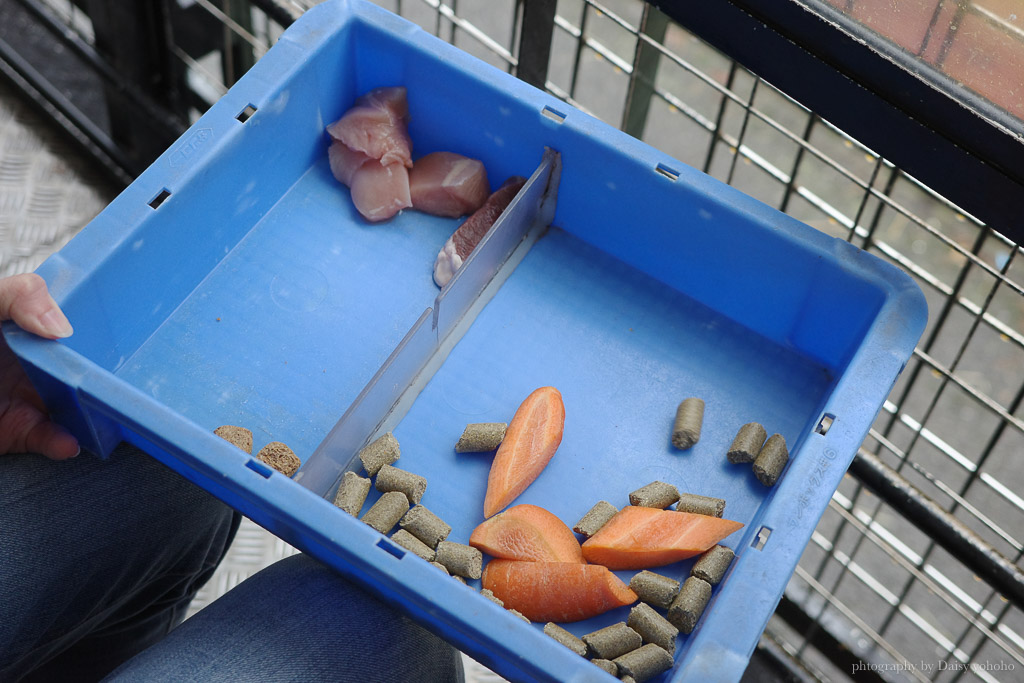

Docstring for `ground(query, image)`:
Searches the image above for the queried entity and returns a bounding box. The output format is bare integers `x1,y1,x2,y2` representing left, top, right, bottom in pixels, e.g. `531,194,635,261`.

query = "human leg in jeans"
0,443,241,682
105,553,466,683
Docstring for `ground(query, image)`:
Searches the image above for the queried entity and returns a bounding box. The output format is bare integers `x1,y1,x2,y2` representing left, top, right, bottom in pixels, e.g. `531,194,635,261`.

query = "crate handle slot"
235,104,258,122
148,189,171,209
376,538,405,560
815,413,835,435
541,105,566,123
655,163,680,181
245,458,274,478
753,526,772,550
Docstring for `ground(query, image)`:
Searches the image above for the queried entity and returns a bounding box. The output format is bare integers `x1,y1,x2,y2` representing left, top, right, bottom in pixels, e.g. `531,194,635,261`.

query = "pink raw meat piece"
409,151,490,218
326,86,413,168
350,159,412,223
328,141,372,186
433,176,526,287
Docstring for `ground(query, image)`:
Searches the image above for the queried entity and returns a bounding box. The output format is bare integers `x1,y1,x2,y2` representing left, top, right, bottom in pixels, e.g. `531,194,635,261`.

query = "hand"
0,273,79,459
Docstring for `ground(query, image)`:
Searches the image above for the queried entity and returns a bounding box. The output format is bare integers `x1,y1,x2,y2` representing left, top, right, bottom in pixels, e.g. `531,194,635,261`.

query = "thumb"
0,273,73,339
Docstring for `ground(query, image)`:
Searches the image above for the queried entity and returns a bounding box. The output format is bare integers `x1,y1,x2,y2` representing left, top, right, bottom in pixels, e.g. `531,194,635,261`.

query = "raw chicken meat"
409,151,490,218
327,141,372,186
349,160,412,223
326,86,413,169
433,176,526,287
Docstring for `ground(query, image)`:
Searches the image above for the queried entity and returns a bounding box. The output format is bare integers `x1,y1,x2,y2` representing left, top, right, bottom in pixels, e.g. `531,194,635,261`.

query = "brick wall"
823,0,1024,121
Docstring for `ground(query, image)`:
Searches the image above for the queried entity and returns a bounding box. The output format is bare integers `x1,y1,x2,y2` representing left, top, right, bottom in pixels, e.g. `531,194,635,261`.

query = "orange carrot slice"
482,559,637,622
483,387,565,518
582,506,744,570
469,504,585,563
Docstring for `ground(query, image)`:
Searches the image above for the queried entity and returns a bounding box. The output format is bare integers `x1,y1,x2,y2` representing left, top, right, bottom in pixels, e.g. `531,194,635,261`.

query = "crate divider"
294,148,561,499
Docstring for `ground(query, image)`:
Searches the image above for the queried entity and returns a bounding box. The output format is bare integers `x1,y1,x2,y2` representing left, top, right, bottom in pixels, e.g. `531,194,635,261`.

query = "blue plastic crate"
6,1,926,680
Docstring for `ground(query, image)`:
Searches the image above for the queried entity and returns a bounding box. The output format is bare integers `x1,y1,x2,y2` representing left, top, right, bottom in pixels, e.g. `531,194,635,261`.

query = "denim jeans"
1,444,464,683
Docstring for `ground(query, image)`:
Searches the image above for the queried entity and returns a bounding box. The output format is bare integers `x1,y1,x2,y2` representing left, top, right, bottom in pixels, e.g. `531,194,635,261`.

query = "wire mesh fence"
9,0,1024,680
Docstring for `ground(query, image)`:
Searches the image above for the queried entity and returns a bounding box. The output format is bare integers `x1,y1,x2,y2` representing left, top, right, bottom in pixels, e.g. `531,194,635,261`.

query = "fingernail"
38,307,73,338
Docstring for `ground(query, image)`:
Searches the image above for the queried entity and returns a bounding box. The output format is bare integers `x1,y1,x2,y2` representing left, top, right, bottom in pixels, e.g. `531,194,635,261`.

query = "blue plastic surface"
5,2,927,681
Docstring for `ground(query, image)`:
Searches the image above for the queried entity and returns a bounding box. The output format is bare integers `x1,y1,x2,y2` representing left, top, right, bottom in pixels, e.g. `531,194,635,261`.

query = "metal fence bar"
819,490,1024,666
516,0,555,88
849,450,1024,611
620,4,668,138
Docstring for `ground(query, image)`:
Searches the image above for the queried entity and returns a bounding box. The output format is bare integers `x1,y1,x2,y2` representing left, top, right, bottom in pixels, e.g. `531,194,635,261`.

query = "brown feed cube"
358,432,400,476
629,481,680,509
434,540,483,580
543,623,587,657
753,433,789,486
727,422,767,464
214,425,252,454
667,576,712,634
627,603,678,655
691,544,735,585
375,464,427,504
675,492,726,518
455,422,507,452
629,571,680,610
582,622,643,660
390,529,435,561
671,397,705,450
590,659,618,676
614,643,674,683
507,608,530,623
333,471,371,516
399,505,451,549
480,588,504,608
256,441,301,477
573,500,619,538
360,491,409,534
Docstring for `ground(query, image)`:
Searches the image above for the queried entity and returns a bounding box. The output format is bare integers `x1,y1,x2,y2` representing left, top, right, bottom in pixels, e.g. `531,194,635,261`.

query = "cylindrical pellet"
375,464,427,504
543,623,587,657
214,425,252,454
455,422,507,452
390,529,435,561
675,492,726,518
434,540,483,579
256,441,301,477
430,561,450,575
753,433,789,486
334,470,371,516
582,622,643,660
480,588,504,608
629,571,680,610
667,576,712,634
671,397,705,450
590,659,618,676
573,500,619,538
727,422,767,464
621,677,637,683
399,504,451,548
613,643,674,683
629,481,680,509
507,608,530,623
360,491,409,534
358,431,400,476
691,544,735,585
628,603,678,655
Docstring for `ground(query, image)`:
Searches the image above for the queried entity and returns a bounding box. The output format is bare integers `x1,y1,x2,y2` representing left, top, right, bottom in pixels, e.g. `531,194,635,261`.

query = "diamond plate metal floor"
0,80,113,277
0,79,504,681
